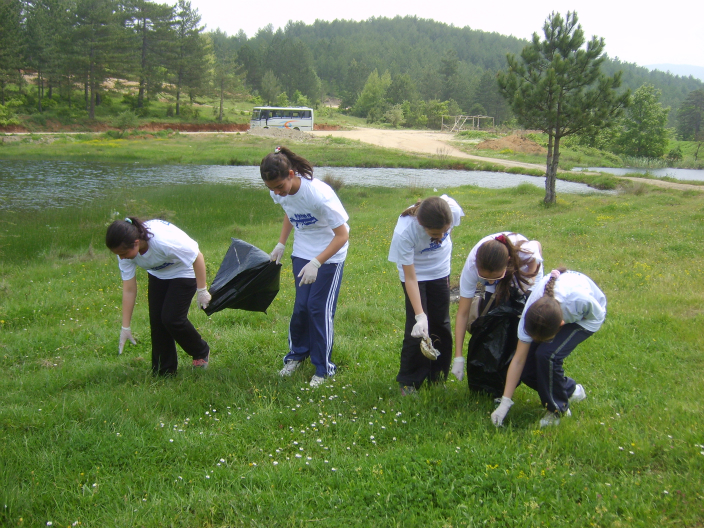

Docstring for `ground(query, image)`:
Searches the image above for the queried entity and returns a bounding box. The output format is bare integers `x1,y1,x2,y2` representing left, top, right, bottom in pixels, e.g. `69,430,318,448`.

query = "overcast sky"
187,0,704,69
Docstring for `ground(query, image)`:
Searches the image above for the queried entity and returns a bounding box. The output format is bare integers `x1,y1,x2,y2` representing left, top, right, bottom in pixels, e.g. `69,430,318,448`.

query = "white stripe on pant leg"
548,328,580,412
323,263,343,377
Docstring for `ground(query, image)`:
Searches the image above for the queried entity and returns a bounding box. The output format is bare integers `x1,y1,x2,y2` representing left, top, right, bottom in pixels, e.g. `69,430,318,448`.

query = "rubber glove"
196,287,211,309
119,326,136,355
298,258,321,286
411,313,428,338
270,242,285,265
451,356,465,381
491,396,514,426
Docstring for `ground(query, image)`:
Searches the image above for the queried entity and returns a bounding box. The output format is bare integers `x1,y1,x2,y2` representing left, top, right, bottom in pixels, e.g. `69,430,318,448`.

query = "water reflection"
573,166,704,181
0,160,605,210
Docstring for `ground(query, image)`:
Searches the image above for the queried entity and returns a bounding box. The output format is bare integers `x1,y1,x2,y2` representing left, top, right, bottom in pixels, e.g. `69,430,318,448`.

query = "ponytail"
476,233,539,302
260,145,314,182
400,196,452,230
523,267,568,342
105,217,152,250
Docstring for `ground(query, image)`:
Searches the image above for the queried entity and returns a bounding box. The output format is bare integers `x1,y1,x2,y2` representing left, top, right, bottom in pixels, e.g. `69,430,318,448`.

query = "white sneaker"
279,360,302,377
539,409,571,428
310,375,326,388
569,384,587,404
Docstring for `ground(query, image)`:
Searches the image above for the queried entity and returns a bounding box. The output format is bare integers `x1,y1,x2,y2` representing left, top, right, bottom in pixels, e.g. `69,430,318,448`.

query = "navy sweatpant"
284,256,344,378
148,274,209,375
520,322,593,413
397,276,452,388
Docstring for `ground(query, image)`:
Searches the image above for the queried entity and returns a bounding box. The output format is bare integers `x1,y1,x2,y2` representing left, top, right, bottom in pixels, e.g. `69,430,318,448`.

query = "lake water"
0,160,605,210
573,166,704,181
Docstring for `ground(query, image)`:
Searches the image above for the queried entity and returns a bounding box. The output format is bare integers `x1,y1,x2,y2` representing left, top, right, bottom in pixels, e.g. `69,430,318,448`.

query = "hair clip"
125,218,133,224
495,234,507,245
275,146,281,153
550,269,561,280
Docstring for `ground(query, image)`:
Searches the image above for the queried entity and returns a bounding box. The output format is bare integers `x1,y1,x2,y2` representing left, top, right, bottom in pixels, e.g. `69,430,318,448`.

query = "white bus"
250,106,314,131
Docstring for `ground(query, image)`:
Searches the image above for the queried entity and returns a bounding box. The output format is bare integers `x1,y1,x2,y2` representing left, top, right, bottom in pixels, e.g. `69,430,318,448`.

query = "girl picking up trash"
260,146,349,388
452,233,543,392
105,217,211,375
388,195,464,395
491,269,606,427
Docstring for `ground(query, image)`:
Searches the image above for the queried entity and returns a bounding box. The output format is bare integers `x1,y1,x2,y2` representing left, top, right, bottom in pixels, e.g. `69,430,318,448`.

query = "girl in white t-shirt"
260,146,349,388
452,233,543,392
388,195,464,394
491,268,607,428
105,217,211,375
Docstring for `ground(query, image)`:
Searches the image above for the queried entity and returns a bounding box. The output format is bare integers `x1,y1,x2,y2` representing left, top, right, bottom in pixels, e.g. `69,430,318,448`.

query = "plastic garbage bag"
204,238,281,316
466,291,526,398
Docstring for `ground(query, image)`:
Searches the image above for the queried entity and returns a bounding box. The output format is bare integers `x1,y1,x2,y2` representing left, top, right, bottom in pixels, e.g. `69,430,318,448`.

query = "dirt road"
310,128,546,171
310,127,702,192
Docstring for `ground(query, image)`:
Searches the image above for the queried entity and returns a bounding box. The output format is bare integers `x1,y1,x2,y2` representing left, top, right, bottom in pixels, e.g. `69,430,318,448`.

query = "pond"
573,166,704,181
0,160,605,210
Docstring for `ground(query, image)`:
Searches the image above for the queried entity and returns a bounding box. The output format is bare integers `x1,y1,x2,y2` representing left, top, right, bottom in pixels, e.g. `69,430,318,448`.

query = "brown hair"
260,146,314,183
523,267,568,342
400,196,453,230
105,217,152,250
476,234,540,302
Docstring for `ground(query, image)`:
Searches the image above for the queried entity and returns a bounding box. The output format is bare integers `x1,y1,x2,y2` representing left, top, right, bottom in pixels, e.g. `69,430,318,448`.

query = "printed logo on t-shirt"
420,231,450,253
290,213,319,228
150,262,174,271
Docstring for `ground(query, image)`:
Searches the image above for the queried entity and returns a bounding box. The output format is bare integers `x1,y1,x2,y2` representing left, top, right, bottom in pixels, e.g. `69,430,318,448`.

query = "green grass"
1,178,703,526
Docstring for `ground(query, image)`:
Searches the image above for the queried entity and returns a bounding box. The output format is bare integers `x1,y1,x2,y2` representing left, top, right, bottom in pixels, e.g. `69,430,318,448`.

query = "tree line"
0,2,702,141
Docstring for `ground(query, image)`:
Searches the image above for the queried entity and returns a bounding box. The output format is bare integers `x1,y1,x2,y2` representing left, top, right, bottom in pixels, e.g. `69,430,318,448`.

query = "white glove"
298,258,321,286
270,242,285,265
119,326,136,355
491,396,514,427
196,287,211,309
451,356,465,381
411,313,428,338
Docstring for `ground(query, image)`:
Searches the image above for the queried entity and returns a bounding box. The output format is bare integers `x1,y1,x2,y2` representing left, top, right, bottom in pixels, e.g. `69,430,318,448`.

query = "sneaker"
539,409,571,428
569,384,587,404
310,375,326,388
400,385,418,397
192,353,209,369
279,360,302,377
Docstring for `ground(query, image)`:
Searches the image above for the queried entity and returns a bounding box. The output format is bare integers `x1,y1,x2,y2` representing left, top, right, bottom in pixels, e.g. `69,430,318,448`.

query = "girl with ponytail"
388,195,465,394
452,232,543,386
105,217,211,375
491,269,607,428
260,146,349,388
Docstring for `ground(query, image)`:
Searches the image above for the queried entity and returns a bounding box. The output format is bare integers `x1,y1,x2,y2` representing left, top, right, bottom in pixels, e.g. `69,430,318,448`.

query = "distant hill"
645,64,704,82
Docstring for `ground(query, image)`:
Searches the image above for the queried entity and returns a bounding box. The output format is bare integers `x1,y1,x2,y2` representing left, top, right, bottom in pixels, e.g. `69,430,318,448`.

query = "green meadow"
0,171,703,526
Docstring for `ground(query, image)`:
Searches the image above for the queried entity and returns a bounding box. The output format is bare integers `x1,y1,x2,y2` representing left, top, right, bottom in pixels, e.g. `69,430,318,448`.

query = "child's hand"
451,356,465,380
411,313,428,338
270,243,285,265
119,326,136,355
491,396,514,426
298,258,321,286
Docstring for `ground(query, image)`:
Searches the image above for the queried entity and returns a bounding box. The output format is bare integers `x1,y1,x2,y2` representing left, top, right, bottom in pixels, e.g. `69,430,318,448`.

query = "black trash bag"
204,238,281,316
466,291,526,398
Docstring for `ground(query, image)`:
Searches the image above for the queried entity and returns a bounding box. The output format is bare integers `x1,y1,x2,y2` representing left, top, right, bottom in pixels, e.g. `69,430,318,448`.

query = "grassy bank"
1,179,702,526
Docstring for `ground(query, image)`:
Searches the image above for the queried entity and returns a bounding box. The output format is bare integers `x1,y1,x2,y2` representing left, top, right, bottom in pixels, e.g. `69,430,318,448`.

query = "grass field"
1,176,703,526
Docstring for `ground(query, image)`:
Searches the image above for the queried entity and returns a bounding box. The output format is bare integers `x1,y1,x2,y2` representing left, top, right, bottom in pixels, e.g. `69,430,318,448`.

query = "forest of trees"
1,0,703,133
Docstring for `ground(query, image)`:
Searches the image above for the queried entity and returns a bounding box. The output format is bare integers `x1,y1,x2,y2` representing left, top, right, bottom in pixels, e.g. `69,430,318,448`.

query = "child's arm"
119,277,138,354
298,225,349,286
401,264,428,338
491,340,530,425
193,252,211,309
451,295,472,380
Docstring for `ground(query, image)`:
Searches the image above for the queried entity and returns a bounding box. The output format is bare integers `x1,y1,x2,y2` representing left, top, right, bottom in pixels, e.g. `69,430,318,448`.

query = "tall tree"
351,68,391,120
677,88,704,141
260,69,280,105
498,11,629,203
210,29,241,122
615,83,669,158
474,70,511,123
170,0,207,116
0,0,24,105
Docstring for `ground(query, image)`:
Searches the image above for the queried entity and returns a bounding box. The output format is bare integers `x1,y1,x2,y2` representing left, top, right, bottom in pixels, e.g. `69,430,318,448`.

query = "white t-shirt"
388,195,464,282
517,271,607,343
271,177,349,263
117,220,199,281
459,232,544,298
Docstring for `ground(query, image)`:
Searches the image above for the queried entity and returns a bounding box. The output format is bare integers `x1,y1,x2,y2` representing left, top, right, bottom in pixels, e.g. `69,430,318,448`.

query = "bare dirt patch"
476,134,546,155
247,127,315,142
